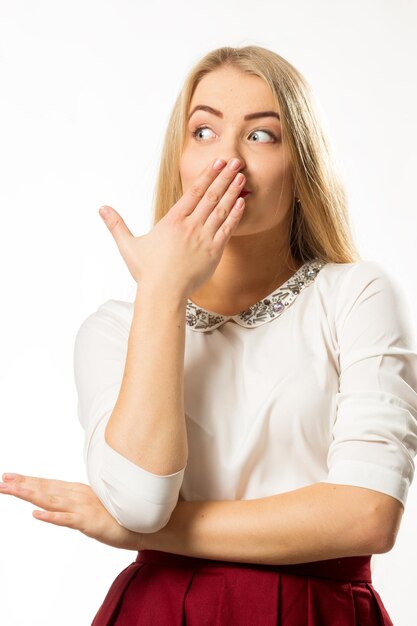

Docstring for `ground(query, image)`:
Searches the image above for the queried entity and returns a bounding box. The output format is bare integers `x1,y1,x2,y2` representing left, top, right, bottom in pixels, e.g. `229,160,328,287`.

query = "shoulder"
316,258,395,290
74,298,135,346
315,258,415,339
322,259,415,344
316,258,407,309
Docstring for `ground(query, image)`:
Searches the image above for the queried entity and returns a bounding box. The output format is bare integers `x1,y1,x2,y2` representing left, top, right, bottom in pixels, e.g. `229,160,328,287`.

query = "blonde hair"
152,45,361,265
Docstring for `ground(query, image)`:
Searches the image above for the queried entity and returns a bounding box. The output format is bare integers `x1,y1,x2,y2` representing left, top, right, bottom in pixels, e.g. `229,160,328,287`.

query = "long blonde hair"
152,45,361,265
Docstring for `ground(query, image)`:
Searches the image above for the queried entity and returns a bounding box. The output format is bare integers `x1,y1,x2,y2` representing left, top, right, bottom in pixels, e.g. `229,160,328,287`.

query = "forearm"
142,483,389,565
104,283,188,475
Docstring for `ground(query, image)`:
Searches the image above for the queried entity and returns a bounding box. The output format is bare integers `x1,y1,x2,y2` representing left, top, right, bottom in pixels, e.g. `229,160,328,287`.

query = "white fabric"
73,259,417,533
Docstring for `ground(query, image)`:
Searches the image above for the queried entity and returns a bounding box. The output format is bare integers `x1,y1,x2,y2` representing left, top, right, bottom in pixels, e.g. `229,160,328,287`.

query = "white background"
0,1,416,624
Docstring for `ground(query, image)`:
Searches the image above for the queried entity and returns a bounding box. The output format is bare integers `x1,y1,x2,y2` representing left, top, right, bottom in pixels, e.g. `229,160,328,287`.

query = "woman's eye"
192,126,215,140
191,126,276,143
248,129,276,142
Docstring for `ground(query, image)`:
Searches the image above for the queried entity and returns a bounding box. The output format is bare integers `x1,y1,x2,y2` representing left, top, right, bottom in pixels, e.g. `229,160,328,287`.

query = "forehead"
189,67,278,113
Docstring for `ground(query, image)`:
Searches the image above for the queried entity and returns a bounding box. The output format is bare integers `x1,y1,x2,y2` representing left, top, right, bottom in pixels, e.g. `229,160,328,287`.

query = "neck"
188,221,301,317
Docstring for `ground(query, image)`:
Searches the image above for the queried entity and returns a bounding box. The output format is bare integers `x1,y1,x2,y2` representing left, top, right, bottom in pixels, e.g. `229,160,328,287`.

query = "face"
179,65,295,235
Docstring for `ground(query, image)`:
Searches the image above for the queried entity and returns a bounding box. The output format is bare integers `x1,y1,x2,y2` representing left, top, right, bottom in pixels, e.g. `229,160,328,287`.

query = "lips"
239,188,252,198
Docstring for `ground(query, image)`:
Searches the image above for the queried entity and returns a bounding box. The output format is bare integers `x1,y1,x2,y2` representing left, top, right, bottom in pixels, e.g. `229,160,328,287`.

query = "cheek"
179,152,197,191
267,162,293,191
179,156,189,191
257,169,286,194
256,165,293,202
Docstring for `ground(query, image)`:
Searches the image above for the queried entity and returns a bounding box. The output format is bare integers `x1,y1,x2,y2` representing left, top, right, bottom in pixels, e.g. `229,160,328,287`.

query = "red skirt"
91,549,394,625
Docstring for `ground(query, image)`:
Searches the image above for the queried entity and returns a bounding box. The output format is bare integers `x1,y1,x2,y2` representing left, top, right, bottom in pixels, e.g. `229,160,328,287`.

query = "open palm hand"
0,473,142,551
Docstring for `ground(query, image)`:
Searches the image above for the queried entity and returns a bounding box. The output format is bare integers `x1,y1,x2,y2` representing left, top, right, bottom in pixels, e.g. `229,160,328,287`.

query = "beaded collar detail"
185,257,326,332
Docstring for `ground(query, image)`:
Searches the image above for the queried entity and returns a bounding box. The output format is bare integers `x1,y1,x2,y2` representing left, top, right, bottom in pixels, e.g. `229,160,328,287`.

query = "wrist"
136,281,188,307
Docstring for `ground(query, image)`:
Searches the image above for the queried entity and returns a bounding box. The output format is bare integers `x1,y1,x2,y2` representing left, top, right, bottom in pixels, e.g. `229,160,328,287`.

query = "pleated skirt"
90,549,394,625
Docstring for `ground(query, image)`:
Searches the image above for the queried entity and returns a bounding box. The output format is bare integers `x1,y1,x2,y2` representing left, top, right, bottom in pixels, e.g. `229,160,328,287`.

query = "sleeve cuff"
101,438,186,505
321,459,409,507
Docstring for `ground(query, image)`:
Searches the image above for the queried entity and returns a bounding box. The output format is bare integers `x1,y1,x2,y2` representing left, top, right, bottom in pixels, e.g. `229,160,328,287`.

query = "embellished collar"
185,257,326,332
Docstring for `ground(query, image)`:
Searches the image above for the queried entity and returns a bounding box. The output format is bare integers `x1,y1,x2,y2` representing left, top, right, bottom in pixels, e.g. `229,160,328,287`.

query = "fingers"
184,157,246,235
32,509,81,529
212,196,246,248
98,205,134,257
2,473,86,493
0,474,88,512
1,482,66,510
176,158,242,220
203,170,246,238
175,158,227,218
0,473,91,529
0,473,111,537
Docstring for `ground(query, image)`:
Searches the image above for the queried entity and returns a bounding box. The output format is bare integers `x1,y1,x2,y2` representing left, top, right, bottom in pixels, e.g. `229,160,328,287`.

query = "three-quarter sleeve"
73,299,185,533
321,261,417,507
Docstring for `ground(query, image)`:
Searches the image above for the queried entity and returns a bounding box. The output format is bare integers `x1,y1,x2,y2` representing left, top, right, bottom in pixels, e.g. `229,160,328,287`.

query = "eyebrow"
188,104,280,122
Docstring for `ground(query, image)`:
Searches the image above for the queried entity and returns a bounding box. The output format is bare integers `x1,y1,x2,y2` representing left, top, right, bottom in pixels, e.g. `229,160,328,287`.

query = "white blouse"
73,258,417,533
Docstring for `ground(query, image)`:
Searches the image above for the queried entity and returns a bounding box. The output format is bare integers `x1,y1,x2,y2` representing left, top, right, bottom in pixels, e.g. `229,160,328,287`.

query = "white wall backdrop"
0,1,416,624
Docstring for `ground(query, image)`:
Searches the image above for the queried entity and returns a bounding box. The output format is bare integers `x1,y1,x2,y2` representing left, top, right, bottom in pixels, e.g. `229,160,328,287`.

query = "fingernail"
213,159,226,171
3,473,16,481
229,158,240,170
99,206,111,219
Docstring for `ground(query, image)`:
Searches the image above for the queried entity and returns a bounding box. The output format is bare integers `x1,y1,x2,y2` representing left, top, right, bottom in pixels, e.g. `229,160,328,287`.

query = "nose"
218,132,247,173
224,155,246,173
211,126,249,178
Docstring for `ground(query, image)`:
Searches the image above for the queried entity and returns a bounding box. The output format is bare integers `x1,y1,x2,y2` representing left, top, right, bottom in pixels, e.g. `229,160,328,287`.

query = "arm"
139,263,414,564
105,284,188,475
74,288,188,535
83,164,249,535
0,475,401,563
142,482,404,565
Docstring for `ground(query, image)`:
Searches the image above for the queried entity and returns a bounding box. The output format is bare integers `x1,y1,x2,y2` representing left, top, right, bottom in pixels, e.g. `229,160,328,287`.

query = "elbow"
367,530,396,555
84,426,185,534
89,468,181,533
368,525,399,555
365,498,404,555
104,491,180,534
93,467,184,534
96,440,185,534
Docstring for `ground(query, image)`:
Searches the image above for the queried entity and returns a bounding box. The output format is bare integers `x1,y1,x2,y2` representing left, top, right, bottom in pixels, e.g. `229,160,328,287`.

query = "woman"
1,45,417,625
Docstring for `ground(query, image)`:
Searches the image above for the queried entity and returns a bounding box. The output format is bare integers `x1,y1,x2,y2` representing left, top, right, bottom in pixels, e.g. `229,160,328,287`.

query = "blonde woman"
1,45,416,625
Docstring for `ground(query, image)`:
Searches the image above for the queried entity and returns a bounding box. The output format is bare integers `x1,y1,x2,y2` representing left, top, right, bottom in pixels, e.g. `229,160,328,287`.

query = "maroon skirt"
90,549,394,625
